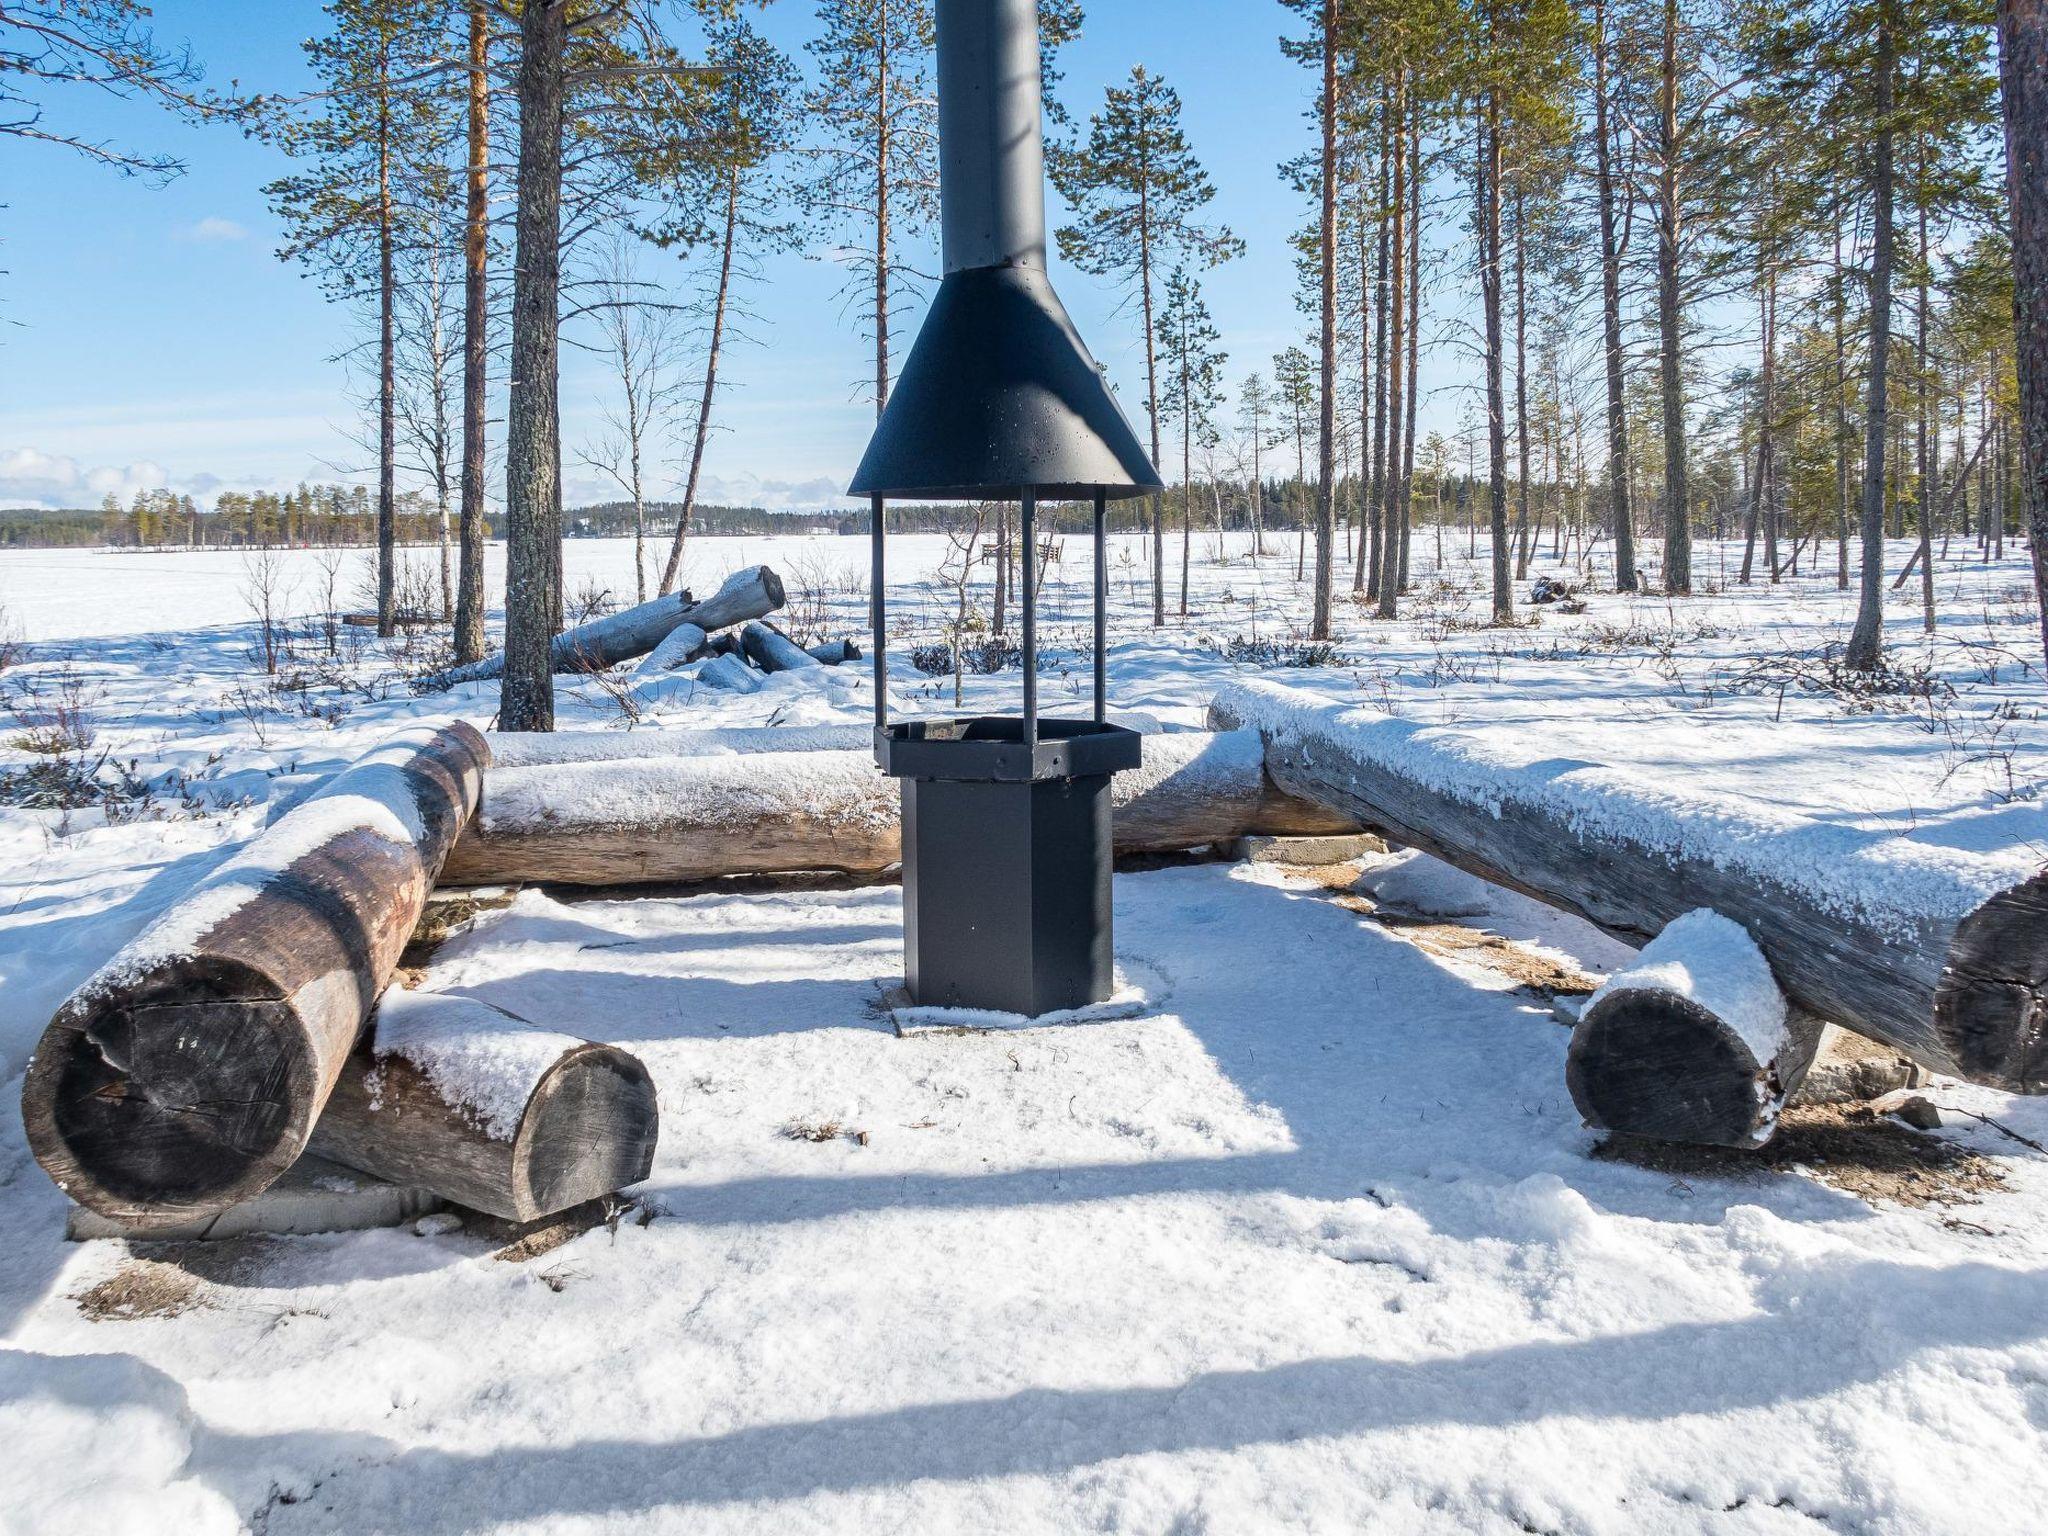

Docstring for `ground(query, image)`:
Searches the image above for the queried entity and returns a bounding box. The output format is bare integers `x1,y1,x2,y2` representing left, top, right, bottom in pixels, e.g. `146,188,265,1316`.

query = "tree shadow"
249,1255,2048,1530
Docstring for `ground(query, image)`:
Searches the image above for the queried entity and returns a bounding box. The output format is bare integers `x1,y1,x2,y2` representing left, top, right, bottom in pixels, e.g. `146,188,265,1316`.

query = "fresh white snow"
3,533,2048,1533
1584,908,1792,1070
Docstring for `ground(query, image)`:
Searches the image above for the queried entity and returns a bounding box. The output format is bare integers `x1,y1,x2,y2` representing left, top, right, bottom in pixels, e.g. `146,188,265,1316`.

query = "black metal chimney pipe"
937,0,1047,276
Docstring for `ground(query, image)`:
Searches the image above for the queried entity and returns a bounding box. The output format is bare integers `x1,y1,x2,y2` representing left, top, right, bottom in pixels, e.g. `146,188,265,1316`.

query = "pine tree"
1159,266,1228,617
644,14,802,596
264,0,452,636
803,0,938,421
1056,65,1242,627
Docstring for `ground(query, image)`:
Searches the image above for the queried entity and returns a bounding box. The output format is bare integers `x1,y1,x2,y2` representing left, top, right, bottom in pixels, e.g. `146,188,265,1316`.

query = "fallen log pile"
416,565,786,691
438,727,1360,887
22,724,492,1228
19,722,664,1234
1213,676,2048,1095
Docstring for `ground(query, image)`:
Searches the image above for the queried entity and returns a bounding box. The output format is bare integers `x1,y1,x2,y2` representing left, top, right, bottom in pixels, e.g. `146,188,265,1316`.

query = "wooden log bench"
438,728,1361,887
1212,676,2048,1094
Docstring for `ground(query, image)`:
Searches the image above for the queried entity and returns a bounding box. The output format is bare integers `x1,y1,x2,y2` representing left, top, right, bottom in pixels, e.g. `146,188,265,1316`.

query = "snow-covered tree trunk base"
1566,910,1825,1149
21,724,490,1230
309,990,657,1223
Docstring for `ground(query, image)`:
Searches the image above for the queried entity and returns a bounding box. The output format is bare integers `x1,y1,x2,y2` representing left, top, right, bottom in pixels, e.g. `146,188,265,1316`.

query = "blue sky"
0,0,1404,512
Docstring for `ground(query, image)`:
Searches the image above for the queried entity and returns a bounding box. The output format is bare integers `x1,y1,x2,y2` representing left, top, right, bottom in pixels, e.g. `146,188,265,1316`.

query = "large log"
440,728,1359,887
739,620,822,673
21,724,491,1228
308,989,658,1222
1212,677,2048,1091
416,565,784,690
1565,909,1825,1148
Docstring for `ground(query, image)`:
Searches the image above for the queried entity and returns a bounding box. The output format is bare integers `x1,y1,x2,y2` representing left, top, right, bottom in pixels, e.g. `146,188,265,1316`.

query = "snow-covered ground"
4,532,2048,1533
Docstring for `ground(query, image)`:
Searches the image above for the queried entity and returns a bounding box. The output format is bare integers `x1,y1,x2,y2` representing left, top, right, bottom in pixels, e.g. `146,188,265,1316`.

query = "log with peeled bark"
21,723,490,1229
1212,677,2048,1092
416,565,784,690
1565,909,1826,1148
633,622,708,674
806,639,862,666
439,728,1359,887
740,620,821,673
307,989,658,1223
697,653,764,693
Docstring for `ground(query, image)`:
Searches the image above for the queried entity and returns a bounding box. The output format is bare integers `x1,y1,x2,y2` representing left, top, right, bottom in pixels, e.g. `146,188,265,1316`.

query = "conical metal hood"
848,0,1160,502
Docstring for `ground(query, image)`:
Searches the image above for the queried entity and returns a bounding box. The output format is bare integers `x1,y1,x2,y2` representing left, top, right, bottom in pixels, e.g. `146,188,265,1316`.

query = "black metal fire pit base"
878,717,1142,1018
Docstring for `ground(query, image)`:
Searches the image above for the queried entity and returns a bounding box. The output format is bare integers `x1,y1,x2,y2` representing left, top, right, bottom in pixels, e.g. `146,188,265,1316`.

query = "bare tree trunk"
1368,95,1390,602
1845,10,1896,674
1378,70,1407,618
1512,178,1534,582
1593,0,1637,591
454,0,491,665
377,36,398,637
1833,194,1852,590
1357,138,1376,597
1400,93,1420,592
1311,0,1338,640
1656,0,1691,595
1917,153,1937,632
501,0,567,732
1990,0,2039,667
1481,93,1511,622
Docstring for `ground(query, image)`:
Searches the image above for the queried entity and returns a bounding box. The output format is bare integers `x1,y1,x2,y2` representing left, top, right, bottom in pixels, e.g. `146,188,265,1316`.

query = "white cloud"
0,448,174,508
0,448,315,511
177,217,248,244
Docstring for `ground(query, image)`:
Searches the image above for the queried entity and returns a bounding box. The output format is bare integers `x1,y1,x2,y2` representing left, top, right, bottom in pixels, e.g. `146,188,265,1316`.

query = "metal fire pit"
879,717,1142,1017
848,0,1162,1018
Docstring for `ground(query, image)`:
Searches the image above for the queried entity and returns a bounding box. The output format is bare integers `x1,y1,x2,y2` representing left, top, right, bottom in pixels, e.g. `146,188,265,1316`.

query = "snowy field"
4,531,2048,1533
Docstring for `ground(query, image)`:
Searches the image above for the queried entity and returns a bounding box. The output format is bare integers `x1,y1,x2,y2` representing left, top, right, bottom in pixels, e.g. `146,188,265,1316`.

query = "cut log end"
516,1046,660,1218
1934,869,2048,1092
25,979,317,1227
1567,991,1824,1150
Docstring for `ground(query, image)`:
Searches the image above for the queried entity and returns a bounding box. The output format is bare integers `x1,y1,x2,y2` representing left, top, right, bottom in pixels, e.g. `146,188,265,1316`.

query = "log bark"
739,621,821,673
420,566,784,690
21,724,490,1229
806,639,863,666
1565,909,1825,1148
440,729,1359,887
308,989,657,1223
1212,678,2048,1091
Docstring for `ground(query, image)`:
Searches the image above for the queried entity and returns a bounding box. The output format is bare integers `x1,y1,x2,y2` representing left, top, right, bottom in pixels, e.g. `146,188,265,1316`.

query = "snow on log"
1211,677,2048,1091
1566,909,1825,1148
697,654,764,693
633,622,709,674
740,621,822,673
806,639,862,666
308,989,658,1223
485,723,872,767
20,723,490,1229
417,565,785,690
439,729,1359,887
